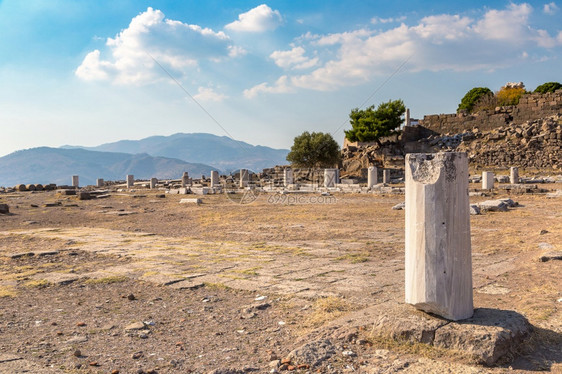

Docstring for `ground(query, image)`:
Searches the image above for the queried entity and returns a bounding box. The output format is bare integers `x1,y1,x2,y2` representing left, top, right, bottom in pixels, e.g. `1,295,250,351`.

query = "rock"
77,192,91,200
287,339,336,367
207,370,245,374
124,322,146,331
0,204,9,214
179,198,201,204
127,294,136,301
433,308,532,365
392,202,405,210
538,251,562,262
369,302,532,365
469,204,481,215
478,200,509,212
132,352,143,359
539,229,549,235
73,349,81,357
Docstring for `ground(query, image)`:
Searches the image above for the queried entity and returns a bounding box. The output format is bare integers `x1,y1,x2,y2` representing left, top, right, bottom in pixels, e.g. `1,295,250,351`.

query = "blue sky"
1,1,561,157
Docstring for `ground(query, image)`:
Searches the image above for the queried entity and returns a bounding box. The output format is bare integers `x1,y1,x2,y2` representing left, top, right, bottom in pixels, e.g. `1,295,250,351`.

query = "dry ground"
0,184,561,373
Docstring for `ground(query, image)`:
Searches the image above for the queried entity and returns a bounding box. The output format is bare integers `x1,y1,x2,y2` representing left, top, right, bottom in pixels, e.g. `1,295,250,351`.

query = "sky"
1,0,561,156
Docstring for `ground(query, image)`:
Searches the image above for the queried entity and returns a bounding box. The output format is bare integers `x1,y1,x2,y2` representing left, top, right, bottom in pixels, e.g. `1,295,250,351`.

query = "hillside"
66,133,289,172
0,147,216,186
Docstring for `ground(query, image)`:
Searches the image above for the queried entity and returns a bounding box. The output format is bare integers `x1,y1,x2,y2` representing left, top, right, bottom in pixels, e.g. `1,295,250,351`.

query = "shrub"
496,87,526,106
458,87,492,113
534,82,562,94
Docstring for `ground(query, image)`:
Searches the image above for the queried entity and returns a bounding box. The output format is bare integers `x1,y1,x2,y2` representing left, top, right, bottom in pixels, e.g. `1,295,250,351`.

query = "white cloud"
76,7,236,84
228,45,247,57
270,47,318,69
247,3,562,96
225,4,282,32
243,76,294,98
544,2,559,14
193,87,227,102
371,15,406,24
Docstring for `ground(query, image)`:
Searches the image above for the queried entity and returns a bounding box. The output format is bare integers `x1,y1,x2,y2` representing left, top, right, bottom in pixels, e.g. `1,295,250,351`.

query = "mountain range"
0,133,289,187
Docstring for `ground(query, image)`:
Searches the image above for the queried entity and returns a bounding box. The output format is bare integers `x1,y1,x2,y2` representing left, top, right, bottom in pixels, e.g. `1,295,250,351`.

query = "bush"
286,132,340,168
457,87,492,113
344,99,405,143
534,82,562,94
496,87,526,106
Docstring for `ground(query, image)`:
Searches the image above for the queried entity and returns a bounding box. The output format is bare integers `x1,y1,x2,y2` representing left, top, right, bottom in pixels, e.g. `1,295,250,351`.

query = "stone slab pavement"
0,227,516,306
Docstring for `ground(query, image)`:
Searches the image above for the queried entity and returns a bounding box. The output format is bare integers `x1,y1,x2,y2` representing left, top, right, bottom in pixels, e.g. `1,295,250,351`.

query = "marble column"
210,171,219,187
126,174,134,188
96,178,104,188
482,171,494,190
405,152,473,321
367,166,378,188
383,169,391,184
72,175,79,188
283,168,294,187
150,178,158,189
510,167,519,184
239,169,249,188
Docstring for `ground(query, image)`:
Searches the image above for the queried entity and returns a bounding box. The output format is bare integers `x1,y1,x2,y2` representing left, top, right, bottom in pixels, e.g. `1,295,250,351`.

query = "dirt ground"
0,183,561,373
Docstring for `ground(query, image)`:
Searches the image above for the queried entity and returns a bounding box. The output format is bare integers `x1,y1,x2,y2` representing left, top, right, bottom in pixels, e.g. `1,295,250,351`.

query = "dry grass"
84,275,128,284
24,279,51,288
0,285,17,298
305,296,354,328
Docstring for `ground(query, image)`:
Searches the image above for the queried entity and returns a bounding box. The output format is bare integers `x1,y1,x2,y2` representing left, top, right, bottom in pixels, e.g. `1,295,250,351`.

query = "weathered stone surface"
478,200,509,212
71,175,79,188
405,152,473,321
78,192,91,200
392,202,405,210
287,339,336,367
126,174,134,188
433,308,532,365
369,302,532,366
469,204,481,215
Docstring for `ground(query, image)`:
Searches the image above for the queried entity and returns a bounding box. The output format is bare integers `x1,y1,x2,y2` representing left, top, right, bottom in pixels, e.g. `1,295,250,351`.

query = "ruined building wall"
418,90,562,134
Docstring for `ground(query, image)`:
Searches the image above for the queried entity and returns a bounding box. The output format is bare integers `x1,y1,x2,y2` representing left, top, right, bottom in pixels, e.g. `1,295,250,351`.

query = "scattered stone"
469,204,481,215
478,200,509,212
0,204,9,214
287,339,336,367
127,293,136,301
179,198,202,204
65,336,88,344
73,349,81,357
76,321,86,327
124,322,146,331
341,350,356,357
9,252,34,259
539,229,549,235
132,352,143,359
538,251,562,262
77,192,91,200
391,202,405,210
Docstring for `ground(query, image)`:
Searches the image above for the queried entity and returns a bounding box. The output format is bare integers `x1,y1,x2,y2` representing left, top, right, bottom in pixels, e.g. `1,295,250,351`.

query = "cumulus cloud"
76,7,236,84
245,3,562,96
225,4,282,32
193,87,227,102
270,47,318,69
544,2,559,14
243,76,294,98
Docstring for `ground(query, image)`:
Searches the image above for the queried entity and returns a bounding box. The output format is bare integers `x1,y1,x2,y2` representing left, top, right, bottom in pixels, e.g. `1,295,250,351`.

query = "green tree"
344,99,405,144
457,87,492,113
286,132,340,168
534,82,562,94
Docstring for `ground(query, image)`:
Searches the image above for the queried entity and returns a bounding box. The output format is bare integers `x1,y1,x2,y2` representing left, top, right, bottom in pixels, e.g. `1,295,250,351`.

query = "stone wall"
341,114,562,176
419,90,562,134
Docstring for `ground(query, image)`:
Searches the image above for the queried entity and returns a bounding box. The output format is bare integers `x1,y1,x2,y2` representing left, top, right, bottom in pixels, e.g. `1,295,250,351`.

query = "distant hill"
65,133,289,172
0,147,216,187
